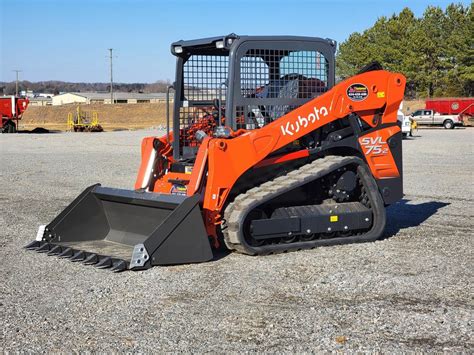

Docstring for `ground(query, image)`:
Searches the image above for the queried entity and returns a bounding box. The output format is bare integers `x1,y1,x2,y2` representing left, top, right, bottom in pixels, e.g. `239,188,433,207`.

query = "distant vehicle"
425,98,474,117
0,96,29,133
67,106,103,132
408,109,462,129
401,116,413,137
397,102,412,137
397,101,413,138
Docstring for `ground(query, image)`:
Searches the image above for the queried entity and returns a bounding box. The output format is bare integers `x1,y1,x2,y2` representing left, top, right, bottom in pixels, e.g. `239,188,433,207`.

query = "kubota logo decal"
360,136,389,155
280,106,329,136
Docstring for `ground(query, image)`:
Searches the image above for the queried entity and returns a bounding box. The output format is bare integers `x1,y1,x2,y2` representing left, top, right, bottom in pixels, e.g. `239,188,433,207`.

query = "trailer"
0,96,29,133
426,98,474,116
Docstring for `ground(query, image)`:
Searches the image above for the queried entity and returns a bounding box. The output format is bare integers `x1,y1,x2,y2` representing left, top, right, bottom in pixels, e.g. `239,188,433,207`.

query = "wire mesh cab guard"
170,34,336,160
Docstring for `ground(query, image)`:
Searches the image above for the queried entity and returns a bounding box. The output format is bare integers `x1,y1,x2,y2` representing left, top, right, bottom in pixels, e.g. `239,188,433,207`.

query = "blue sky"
0,0,469,83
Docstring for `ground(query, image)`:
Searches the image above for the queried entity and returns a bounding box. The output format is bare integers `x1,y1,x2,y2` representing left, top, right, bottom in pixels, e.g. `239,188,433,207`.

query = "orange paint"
132,70,406,241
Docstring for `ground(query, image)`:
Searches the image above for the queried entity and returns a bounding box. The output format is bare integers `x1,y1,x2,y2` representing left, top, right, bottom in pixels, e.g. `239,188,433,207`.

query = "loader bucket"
25,184,213,272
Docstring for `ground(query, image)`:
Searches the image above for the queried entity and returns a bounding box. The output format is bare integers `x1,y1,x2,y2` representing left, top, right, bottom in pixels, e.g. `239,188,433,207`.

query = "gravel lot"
1,128,473,352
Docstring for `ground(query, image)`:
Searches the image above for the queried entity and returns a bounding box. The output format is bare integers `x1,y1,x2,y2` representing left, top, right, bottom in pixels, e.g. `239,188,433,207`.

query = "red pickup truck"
0,96,29,133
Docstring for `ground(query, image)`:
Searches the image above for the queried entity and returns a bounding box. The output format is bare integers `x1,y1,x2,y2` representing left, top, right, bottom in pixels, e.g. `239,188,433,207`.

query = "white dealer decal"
360,136,389,155
280,106,329,136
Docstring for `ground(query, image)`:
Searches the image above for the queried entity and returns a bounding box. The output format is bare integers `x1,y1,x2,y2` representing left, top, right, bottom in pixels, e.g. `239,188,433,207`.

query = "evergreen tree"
336,3,473,98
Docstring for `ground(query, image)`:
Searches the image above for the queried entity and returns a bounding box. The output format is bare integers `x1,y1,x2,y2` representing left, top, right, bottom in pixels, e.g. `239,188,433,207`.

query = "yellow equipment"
410,118,418,135
67,106,103,132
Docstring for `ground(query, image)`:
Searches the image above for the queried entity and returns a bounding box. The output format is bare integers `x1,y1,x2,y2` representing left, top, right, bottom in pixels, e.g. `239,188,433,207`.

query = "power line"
13,70,22,97
108,49,114,104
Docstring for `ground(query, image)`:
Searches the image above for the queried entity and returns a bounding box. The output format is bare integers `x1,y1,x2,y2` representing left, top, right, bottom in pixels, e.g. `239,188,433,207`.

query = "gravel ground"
1,128,473,352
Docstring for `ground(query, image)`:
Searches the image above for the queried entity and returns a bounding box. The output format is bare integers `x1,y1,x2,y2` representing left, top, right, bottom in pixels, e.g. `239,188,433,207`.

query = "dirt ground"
20,99,426,132
402,99,424,114
20,102,169,131
1,128,473,352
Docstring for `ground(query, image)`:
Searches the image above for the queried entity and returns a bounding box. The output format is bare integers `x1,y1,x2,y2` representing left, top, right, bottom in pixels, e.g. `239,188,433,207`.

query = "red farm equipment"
0,96,29,133
425,97,474,120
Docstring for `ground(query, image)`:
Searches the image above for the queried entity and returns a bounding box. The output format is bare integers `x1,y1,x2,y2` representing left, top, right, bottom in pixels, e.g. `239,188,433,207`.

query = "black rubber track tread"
222,155,386,255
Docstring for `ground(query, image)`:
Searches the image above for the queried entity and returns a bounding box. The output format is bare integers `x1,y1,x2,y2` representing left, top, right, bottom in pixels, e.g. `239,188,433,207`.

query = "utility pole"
13,70,22,97
108,49,114,104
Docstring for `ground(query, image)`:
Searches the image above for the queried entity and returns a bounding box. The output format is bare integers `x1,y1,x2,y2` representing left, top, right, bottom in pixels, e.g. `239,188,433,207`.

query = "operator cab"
169,34,336,160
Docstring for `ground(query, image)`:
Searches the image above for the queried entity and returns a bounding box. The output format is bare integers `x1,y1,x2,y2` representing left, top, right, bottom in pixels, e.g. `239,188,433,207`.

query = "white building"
29,97,52,106
20,90,35,98
52,93,87,106
52,92,167,106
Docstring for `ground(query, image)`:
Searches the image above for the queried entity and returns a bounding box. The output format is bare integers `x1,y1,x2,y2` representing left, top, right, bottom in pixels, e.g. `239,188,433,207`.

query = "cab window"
412,110,422,116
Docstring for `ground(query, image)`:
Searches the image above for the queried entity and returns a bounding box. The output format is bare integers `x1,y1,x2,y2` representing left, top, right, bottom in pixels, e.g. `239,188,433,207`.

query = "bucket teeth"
83,254,99,265
24,240,42,250
58,247,74,258
111,260,127,273
95,256,112,269
47,245,63,256
36,243,52,253
71,251,86,262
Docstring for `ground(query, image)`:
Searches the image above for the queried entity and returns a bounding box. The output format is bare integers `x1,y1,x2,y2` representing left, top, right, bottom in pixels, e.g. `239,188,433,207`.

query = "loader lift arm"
194,69,405,213
172,69,404,252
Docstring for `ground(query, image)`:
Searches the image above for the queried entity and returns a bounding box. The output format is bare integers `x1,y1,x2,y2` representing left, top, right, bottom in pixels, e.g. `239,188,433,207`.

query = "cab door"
423,110,435,124
411,110,425,124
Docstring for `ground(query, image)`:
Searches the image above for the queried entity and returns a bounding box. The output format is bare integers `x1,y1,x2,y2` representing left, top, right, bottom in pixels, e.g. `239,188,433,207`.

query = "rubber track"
223,155,376,255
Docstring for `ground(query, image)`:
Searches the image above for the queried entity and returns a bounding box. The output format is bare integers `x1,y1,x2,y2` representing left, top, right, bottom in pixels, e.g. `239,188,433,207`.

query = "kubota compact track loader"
26,34,406,272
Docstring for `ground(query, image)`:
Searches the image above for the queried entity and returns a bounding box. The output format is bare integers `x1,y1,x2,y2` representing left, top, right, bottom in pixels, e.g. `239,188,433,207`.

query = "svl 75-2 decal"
359,136,389,155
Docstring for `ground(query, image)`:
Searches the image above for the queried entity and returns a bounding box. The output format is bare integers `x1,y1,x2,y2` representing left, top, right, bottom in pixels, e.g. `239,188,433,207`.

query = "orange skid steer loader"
26,35,406,272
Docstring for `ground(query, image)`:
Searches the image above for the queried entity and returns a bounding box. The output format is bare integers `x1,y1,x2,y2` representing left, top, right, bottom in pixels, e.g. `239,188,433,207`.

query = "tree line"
336,3,473,98
0,80,172,96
